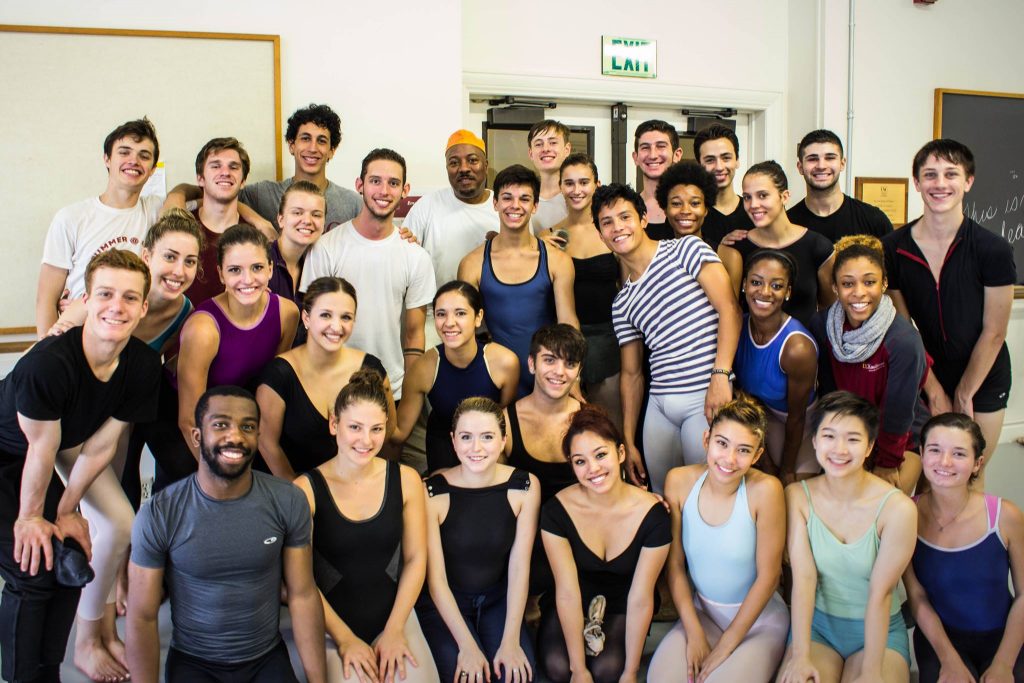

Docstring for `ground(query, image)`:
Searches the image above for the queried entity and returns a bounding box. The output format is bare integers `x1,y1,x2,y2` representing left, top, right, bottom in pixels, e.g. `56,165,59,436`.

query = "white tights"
642,390,709,494
648,592,789,683
54,456,134,622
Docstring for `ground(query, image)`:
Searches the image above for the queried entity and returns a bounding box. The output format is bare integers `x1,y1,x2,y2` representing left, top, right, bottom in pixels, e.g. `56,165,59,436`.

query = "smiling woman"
538,404,670,683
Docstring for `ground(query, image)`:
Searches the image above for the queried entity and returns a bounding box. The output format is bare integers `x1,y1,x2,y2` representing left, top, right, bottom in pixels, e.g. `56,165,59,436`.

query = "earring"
785,296,790,301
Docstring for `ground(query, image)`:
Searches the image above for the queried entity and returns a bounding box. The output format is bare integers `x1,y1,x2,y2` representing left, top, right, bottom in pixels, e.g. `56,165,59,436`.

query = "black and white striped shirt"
613,237,721,395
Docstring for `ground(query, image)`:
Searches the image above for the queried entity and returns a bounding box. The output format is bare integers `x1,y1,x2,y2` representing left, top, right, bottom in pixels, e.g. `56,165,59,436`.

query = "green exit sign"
602,36,657,79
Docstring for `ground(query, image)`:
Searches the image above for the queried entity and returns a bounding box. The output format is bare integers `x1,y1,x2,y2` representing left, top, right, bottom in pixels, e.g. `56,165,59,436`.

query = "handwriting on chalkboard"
965,193,1024,245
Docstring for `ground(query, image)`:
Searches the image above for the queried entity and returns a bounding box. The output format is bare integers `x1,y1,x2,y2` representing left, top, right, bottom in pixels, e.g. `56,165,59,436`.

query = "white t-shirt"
532,193,568,232
404,187,499,288
299,221,436,398
41,195,162,298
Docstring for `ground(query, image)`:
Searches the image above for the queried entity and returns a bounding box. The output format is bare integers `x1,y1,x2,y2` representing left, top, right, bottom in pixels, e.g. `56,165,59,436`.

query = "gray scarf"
826,294,896,363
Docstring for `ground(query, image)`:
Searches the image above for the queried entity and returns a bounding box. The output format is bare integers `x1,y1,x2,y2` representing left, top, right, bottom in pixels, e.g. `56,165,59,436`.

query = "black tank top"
571,253,618,326
306,461,403,642
506,402,575,505
425,468,531,593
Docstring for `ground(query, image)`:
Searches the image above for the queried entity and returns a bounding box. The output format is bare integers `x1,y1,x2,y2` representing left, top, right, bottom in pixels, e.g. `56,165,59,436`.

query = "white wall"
0,0,462,197
829,0,1024,438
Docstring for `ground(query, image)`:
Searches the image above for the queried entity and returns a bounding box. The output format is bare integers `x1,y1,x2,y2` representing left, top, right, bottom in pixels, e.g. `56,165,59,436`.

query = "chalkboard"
0,25,283,328
934,89,1024,291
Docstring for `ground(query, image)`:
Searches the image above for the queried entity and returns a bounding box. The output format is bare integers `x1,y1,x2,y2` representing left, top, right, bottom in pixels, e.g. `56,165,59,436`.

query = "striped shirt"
613,237,720,395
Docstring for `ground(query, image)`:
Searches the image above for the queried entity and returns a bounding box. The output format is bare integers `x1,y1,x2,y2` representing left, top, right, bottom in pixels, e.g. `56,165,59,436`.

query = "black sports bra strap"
305,468,331,516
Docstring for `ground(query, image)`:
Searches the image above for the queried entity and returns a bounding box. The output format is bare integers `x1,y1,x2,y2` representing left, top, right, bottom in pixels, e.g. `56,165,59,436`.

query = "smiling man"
36,118,162,337
180,137,254,306
299,148,436,402
787,129,893,243
403,129,499,343
694,123,754,249
458,164,578,398
126,385,327,683
593,183,740,493
2,250,161,683
527,120,573,231
632,119,684,240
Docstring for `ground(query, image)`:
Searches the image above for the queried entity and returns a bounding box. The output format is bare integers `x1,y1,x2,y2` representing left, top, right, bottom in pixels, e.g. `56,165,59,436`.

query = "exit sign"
602,36,657,79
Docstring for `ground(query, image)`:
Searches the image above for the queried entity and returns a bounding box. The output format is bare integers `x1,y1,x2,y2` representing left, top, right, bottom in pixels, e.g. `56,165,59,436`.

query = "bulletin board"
0,24,282,328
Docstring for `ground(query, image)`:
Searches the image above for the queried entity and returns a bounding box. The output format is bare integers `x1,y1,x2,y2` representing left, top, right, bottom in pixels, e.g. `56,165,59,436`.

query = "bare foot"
74,637,129,682
105,635,129,672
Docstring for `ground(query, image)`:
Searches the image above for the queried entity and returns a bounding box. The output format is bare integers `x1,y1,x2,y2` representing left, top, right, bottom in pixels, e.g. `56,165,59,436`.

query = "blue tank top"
682,471,758,604
480,238,556,398
146,297,193,353
425,343,502,472
734,314,817,413
912,494,1012,632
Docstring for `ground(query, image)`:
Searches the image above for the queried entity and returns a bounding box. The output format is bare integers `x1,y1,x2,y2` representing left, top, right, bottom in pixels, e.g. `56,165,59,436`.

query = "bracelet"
402,348,424,356
710,368,732,378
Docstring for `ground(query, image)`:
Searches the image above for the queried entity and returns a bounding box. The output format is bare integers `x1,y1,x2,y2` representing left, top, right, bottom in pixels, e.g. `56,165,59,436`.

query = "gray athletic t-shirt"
131,471,311,662
241,177,361,232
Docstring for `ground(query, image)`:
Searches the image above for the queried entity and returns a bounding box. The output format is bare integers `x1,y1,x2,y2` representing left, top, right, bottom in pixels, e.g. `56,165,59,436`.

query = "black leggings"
537,608,628,683
165,640,299,683
914,625,1024,682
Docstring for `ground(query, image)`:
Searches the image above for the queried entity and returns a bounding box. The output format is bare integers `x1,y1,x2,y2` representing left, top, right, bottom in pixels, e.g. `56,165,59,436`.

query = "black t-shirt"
729,229,834,327
0,327,160,457
883,217,1017,383
702,201,753,251
787,195,893,244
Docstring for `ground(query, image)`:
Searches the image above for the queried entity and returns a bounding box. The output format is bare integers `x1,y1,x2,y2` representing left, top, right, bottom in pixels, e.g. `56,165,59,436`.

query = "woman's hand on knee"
454,642,490,683
375,627,417,683
777,653,819,683
338,635,379,683
492,639,532,682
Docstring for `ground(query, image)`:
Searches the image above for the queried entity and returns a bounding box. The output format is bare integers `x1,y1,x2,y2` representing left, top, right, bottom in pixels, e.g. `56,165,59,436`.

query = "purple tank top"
195,293,283,389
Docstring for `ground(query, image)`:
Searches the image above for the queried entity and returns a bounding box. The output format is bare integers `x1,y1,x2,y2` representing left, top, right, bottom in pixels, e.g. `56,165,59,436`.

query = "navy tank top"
306,462,403,643
912,494,1012,632
480,238,556,397
425,343,501,473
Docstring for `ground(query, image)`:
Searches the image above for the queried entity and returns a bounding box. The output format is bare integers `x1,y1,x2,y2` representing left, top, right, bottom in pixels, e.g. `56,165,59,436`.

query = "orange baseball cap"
446,129,486,154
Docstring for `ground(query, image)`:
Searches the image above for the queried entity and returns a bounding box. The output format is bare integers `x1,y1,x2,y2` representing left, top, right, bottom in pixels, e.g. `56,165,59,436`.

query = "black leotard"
306,461,403,642
539,498,670,615
425,468,530,593
258,354,386,473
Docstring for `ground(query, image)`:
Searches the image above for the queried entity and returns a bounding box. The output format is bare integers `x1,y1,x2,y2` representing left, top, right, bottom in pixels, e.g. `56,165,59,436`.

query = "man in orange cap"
403,130,500,345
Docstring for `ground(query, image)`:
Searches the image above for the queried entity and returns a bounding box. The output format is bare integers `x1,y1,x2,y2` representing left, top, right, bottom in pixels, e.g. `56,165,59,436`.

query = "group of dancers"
1,107,1020,683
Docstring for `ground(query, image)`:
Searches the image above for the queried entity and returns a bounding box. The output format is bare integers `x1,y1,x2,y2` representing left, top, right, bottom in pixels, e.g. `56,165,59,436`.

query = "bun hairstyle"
143,207,204,252
433,280,483,314
217,223,271,265
302,276,358,316
743,248,797,286
832,234,885,284
332,368,388,417
451,396,507,437
708,392,768,450
561,404,623,462
743,160,788,193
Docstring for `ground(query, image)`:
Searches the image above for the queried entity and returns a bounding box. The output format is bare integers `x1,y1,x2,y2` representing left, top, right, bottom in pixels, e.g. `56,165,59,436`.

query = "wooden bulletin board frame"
935,88,1024,298
0,24,283,179
854,176,908,227
0,24,284,330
